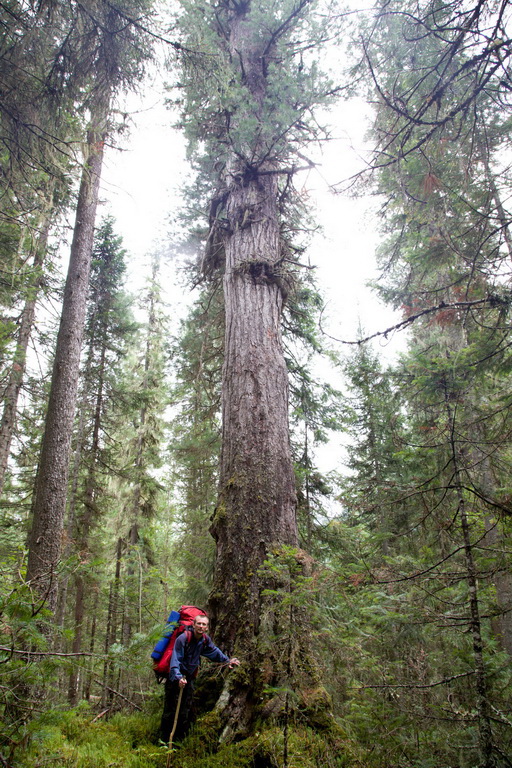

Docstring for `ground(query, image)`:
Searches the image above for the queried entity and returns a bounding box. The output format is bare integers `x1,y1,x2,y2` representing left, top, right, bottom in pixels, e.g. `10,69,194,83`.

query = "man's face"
193,616,209,637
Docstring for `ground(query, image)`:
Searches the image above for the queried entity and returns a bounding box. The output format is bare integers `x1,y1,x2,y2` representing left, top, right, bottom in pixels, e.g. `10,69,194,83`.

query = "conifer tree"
95,254,170,700
285,280,342,550
338,340,404,549
361,0,512,166
349,7,512,762
0,0,76,497
168,281,223,605
65,216,134,705
26,0,154,615
119,256,169,648
174,0,344,738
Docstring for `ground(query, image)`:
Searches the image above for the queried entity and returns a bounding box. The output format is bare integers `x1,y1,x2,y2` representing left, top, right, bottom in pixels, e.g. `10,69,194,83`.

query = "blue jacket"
169,631,229,682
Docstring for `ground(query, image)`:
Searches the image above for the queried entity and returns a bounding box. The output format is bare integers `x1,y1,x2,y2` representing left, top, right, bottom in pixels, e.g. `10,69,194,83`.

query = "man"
159,614,239,744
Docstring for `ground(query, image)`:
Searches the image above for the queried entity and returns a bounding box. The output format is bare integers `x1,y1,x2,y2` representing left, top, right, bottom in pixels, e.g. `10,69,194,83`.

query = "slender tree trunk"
68,576,86,705
84,589,98,701
102,536,123,707
68,342,105,704
121,268,158,646
121,413,145,651
304,418,312,551
0,215,51,497
122,522,139,649
26,90,110,613
102,583,114,709
446,395,496,768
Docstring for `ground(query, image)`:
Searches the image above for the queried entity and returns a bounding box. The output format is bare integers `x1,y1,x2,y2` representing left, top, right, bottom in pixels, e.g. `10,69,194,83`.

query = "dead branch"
93,679,142,711
0,647,102,659
349,669,476,690
319,296,508,345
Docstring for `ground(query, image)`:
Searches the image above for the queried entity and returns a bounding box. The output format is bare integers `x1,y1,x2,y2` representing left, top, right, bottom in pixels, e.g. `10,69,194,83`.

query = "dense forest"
1,1,512,767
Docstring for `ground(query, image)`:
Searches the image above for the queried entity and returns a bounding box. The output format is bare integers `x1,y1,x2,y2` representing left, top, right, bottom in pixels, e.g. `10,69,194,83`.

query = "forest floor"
12,705,165,768
11,702,348,768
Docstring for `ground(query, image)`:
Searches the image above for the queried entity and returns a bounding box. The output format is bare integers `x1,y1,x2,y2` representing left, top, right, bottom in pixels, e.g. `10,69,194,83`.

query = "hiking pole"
166,685,184,768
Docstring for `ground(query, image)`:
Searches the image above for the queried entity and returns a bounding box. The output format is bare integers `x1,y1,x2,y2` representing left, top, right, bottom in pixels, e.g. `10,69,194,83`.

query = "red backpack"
151,605,208,681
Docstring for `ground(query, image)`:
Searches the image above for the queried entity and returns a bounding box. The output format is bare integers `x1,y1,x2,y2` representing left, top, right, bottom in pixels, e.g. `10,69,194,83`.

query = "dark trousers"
159,679,195,744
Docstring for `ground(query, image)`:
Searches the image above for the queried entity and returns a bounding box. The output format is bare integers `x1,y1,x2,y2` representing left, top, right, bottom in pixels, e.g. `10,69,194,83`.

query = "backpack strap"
181,630,211,674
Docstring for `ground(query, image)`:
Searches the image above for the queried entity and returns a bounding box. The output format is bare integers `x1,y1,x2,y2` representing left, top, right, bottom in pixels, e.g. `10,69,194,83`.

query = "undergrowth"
9,705,358,768
12,706,164,768
179,724,355,768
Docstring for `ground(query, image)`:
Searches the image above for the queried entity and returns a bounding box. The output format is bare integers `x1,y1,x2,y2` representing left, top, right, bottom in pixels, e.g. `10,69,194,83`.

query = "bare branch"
349,669,476,690
319,296,508,345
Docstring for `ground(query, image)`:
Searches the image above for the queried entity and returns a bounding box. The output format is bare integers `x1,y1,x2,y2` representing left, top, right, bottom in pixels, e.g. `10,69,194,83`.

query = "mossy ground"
12,704,358,768
13,705,164,768
181,722,353,768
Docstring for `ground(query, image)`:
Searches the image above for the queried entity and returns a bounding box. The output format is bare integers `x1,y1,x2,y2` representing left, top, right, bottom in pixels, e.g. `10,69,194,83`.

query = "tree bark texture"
210,167,298,646
205,2,305,739
26,92,110,612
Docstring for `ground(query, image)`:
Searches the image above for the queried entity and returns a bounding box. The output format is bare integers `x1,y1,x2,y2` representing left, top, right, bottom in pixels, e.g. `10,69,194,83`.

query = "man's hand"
179,677,188,688
228,658,240,669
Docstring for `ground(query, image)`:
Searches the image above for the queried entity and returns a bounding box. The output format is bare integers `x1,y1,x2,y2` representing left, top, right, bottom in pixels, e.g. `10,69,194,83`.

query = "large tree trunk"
206,4,311,740
26,91,110,614
210,165,298,640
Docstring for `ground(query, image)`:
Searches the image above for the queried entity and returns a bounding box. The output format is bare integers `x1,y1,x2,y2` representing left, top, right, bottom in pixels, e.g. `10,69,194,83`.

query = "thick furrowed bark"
210,164,297,640
26,92,110,614
207,162,304,738
202,0,330,741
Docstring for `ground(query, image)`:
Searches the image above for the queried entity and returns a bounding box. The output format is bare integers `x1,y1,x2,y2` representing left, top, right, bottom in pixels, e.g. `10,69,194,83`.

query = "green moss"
14,708,163,768
178,723,353,768
299,687,335,731
211,501,227,526
229,661,254,688
184,708,224,754
12,707,356,768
